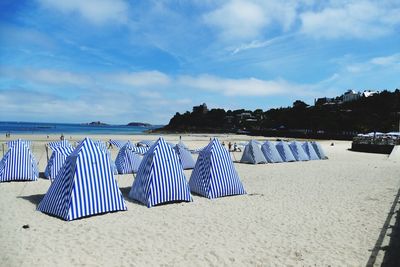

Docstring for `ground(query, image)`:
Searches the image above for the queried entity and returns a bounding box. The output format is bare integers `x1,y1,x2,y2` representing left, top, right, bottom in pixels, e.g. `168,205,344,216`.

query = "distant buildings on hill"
315,89,379,106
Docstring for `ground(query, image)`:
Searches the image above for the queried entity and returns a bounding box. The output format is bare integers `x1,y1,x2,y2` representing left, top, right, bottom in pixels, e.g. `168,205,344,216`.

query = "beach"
0,134,399,266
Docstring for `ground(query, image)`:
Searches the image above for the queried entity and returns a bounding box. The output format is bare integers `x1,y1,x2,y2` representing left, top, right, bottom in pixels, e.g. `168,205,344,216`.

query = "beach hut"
388,145,400,161
312,142,328,159
261,141,283,163
38,138,127,221
90,140,119,174
302,142,320,160
240,140,267,164
276,141,296,162
137,140,154,147
189,138,246,199
174,143,196,169
115,142,143,174
109,140,129,149
289,141,309,161
44,143,75,181
129,137,192,207
130,146,150,155
0,139,39,182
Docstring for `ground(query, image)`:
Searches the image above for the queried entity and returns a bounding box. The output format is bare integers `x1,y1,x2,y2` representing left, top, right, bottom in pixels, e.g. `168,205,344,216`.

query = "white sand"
0,134,399,266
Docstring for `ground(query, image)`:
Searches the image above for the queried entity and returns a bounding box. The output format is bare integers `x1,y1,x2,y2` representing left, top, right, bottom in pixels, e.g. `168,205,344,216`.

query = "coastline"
0,133,399,266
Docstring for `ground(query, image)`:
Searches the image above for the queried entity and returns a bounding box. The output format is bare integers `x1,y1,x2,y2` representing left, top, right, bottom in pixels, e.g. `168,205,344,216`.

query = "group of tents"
0,137,245,221
240,140,327,164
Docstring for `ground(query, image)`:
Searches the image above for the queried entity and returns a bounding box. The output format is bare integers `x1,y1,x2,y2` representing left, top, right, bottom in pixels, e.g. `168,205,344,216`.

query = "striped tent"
137,140,154,147
240,140,267,164
115,142,143,174
48,140,71,149
261,141,283,163
38,137,127,221
191,145,207,154
276,141,296,162
302,142,320,160
129,137,192,207
109,140,129,149
189,138,246,199
289,141,309,161
44,145,75,181
312,141,328,159
90,140,119,175
130,146,150,155
174,143,196,169
0,139,38,182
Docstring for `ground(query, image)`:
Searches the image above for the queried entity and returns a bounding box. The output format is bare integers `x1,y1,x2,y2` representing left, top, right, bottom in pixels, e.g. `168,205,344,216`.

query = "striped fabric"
137,140,154,147
115,142,143,174
48,140,71,149
261,141,283,163
276,141,296,162
0,139,38,182
38,137,127,221
109,140,129,148
130,146,150,155
302,142,320,160
240,140,267,164
44,145,75,180
174,143,196,169
90,140,118,175
191,145,207,154
289,141,310,161
312,142,328,159
189,138,246,199
129,137,192,207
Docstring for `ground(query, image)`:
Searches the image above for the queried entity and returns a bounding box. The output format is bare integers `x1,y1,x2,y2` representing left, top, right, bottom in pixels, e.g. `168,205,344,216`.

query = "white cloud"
300,1,400,39
178,74,303,96
203,1,267,41
370,53,400,66
37,0,129,25
109,71,172,87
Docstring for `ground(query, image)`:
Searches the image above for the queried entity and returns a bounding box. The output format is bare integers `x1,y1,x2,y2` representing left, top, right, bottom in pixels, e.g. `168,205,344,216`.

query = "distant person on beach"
233,143,237,151
108,139,113,149
222,141,225,147
228,142,232,151
60,134,64,141
47,135,49,139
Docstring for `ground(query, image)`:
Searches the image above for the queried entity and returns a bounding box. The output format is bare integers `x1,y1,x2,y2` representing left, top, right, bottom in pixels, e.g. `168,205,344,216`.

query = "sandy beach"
0,133,399,266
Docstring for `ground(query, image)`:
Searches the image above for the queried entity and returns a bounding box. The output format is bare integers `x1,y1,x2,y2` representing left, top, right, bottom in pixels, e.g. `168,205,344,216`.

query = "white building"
342,90,361,102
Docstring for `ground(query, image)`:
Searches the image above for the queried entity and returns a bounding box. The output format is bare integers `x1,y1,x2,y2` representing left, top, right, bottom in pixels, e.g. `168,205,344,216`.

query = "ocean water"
0,121,162,135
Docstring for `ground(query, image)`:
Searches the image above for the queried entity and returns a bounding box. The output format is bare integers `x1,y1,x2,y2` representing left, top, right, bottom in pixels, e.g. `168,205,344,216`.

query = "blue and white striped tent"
240,140,267,164
130,146,150,155
129,137,192,207
191,145,207,154
289,141,309,161
44,145,75,181
88,140,119,175
261,141,283,163
115,142,143,174
276,141,296,162
38,137,127,221
312,141,328,159
0,139,38,182
189,138,246,199
48,140,71,149
302,142,320,160
137,140,154,147
174,143,196,169
109,140,129,149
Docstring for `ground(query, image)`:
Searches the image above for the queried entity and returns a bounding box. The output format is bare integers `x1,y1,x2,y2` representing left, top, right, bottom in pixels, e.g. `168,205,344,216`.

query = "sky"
0,0,399,125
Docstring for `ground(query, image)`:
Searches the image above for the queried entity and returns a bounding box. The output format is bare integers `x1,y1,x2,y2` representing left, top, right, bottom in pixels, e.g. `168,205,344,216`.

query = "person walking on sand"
228,142,232,151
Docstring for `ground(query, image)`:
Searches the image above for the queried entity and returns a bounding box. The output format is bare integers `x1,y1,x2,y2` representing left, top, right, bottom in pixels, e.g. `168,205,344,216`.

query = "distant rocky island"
83,121,109,126
127,122,151,127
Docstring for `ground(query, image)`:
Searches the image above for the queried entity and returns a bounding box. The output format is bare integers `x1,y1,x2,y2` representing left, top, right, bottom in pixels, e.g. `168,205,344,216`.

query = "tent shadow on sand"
381,199,400,266
18,194,45,207
119,186,189,207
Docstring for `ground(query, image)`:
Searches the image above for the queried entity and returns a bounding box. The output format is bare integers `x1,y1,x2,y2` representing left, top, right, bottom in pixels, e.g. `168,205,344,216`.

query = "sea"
0,121,163,135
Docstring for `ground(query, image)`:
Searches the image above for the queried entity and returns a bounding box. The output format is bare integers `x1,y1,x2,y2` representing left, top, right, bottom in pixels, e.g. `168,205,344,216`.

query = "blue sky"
0,0,399,125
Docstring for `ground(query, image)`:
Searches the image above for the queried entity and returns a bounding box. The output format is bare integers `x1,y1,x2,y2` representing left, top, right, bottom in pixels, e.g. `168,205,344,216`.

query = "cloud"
37,0,129,25
300,1,400,39
178,74,304,96
108,71,172,87
203,1,267,41
0,68,92,86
